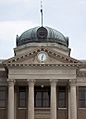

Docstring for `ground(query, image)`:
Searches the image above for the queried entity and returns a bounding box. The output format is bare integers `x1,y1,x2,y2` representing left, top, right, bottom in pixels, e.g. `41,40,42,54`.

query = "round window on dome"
37,27,48,39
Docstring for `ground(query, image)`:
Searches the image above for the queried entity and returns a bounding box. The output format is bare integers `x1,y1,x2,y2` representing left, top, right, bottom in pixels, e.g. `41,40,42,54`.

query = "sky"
0,0,86,60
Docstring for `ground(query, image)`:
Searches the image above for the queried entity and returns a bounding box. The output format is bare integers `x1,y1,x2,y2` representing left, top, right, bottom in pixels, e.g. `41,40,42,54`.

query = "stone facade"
0,27,86,119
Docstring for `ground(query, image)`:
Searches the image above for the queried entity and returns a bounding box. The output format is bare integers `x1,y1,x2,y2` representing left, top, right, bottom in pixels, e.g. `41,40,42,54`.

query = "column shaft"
68,87,70,119
8,80,14,119
50,80,57,119
70,84,77,119
28,80,34,119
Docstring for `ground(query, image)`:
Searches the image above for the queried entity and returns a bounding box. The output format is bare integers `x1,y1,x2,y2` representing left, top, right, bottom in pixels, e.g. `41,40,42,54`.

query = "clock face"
38,52,47,62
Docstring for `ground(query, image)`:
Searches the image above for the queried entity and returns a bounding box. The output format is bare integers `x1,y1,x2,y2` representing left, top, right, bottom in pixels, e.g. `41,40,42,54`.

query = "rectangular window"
35,87,50,108
18,87,27,108
0,87,7,108
79,87,86,108
58,87,66,108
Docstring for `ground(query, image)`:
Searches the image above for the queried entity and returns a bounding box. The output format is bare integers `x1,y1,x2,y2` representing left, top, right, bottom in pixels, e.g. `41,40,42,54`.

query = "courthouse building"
0,25,86,119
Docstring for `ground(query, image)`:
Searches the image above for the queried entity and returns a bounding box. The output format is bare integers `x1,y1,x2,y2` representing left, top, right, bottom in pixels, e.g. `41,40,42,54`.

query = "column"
14,88,17,119
8,79,15,119
70,80,77,119
50,80,57,119
27,80,34,119
68,86,70,119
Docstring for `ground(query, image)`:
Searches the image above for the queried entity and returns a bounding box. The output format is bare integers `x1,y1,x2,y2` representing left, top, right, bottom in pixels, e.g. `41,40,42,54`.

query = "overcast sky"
0,0,86,60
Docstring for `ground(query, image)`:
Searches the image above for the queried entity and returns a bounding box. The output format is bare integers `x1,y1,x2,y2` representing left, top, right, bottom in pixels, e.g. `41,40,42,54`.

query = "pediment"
3,48,80,66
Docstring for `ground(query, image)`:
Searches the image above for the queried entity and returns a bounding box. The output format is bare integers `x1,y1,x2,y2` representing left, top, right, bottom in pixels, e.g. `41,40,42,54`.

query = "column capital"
27,79,35,86
50,79,58,86
69,79,77,86
7,79,15,87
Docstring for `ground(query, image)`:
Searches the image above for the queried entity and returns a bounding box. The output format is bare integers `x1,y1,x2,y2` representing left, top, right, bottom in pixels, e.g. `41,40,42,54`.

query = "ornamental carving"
7,79,15,87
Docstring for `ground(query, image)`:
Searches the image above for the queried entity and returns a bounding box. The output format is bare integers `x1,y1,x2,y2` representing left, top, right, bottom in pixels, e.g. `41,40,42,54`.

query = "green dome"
16,26,69,47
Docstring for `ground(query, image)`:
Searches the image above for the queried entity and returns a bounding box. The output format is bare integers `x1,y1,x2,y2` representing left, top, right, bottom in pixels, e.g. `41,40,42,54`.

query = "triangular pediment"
3,48,80,66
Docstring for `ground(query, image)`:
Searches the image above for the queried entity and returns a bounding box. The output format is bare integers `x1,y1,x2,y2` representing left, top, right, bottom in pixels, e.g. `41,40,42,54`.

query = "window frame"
58,86,67,108
34,86,50,108
0,86,7,108
79,86,86,108
18,86,27,108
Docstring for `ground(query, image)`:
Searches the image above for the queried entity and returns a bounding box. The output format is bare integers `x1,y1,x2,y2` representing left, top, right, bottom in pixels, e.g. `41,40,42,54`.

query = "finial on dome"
40,0,43,26
16,35,19,46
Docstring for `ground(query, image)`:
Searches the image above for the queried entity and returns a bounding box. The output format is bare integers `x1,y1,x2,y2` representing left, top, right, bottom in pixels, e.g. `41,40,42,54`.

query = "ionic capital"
50,79,58,87
69,79,77,86
27,79,35,86
7,79,15,87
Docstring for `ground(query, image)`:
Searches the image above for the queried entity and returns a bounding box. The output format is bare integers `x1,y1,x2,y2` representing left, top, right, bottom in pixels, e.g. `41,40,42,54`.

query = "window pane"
0,87,6,91
0,87,7,108
43,92,49,99
79,87,86,108
0,92,6,100
58,87,66,108
19,87,27,107
79,91,85,99
19,100,26,107
35,87,50,108
59,92,65,100
36,100,41,107
36,92,42,99
0,101,5,107
35,92,42,107
20,92,26,99
58,100,66,108
43,92,49,107
43,100,49,107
